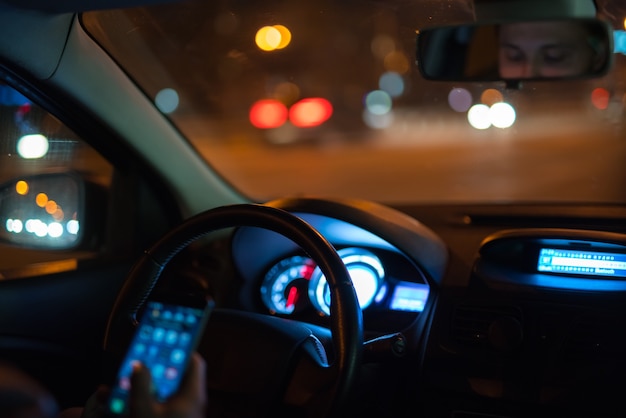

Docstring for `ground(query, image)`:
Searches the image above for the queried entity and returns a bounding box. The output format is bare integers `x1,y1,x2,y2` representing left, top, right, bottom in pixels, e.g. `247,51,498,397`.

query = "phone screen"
107,297,212,415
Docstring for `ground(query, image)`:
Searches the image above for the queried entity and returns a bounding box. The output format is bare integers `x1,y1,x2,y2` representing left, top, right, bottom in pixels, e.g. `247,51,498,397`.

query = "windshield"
82,0,626,205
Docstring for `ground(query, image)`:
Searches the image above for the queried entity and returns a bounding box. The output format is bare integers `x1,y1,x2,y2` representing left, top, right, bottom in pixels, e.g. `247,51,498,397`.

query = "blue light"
390,282,429,312
614,30,626,55
530,275,626,292
537,248,626,278
364,90,392,115
379,72,405,98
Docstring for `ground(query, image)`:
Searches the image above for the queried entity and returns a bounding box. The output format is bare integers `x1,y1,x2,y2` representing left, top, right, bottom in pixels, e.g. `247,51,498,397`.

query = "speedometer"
260,255,316,315
309,247,385,316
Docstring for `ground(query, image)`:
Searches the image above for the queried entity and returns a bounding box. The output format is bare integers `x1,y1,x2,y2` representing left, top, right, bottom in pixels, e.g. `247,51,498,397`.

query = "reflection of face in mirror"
499,21,607,79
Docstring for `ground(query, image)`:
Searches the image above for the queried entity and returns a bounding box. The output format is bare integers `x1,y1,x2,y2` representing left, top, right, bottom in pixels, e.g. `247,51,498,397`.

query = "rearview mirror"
0,173,85,249
416,18,613,82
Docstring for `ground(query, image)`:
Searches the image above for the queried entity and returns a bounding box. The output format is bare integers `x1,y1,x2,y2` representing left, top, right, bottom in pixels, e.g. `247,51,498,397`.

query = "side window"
0,83,113,278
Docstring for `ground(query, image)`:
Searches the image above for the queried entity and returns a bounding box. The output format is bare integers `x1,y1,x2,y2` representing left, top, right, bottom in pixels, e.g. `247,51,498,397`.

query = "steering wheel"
103,203,363,417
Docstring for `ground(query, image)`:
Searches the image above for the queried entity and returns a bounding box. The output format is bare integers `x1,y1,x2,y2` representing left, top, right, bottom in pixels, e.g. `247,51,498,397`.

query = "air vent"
452,305,523,351
563,315,626,359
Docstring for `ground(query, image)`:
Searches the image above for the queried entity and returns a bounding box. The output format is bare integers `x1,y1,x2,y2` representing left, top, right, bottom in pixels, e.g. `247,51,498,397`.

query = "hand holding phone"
106,293,213,416
124,352,207,418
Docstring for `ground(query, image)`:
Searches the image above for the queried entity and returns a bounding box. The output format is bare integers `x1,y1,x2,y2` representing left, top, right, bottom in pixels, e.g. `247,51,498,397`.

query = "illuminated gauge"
309,247,385,316
260,255,316,315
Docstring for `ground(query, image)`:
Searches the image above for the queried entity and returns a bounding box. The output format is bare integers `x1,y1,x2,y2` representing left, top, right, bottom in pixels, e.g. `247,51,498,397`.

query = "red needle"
286,286,299,308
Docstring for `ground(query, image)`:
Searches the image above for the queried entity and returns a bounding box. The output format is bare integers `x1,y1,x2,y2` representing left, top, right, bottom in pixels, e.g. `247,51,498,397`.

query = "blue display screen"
537,248,626,278
389,282,429,312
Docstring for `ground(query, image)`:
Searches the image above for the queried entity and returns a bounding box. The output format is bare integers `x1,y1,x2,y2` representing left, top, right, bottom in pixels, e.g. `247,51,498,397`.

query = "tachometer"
260,255,316,315
309,247,385,316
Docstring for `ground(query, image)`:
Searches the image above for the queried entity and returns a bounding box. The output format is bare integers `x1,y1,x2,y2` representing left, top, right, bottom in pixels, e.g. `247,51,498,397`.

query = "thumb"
129,362,156,417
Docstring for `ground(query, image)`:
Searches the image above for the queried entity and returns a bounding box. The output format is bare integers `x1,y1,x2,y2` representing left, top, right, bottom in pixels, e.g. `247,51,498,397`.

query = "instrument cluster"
259,246,430,318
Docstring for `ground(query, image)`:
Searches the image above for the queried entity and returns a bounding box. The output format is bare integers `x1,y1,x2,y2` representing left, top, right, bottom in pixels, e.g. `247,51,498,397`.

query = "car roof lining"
0,0,185,13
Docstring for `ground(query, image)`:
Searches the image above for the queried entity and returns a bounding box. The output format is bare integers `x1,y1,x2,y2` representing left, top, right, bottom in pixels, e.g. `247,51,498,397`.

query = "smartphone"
106,292,214,416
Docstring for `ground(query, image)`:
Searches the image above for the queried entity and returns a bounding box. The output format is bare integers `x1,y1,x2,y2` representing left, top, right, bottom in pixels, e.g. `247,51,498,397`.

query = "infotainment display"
389,281,429,312
537,248,626,278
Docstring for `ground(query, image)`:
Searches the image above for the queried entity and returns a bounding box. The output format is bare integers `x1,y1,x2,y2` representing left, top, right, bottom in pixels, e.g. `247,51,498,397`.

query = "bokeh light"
448,88,472,112
364,90,392,115
467,102,516,130
45,200,58,215
481,89,503,106
256,26,281,51
379,72,405,98
8,216,81,239
67,219,80,235
490,102,516,128
273,25,292,49
591,87,610,110
26,219,47,237
383,51,409,74
467,104,491,130
6,219,23,233
15,180,28,195
48,222,63,238
34,221,47,237
289,98,333,128
52,208,64,222
17,134,49,159
249,99,288,129
255,25,291,51
36,193,48,208
155,88,179,114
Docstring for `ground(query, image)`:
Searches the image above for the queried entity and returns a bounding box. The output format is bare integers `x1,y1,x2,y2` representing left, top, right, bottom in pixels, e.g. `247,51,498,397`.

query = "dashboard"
224,200,626,417
174,198,626,417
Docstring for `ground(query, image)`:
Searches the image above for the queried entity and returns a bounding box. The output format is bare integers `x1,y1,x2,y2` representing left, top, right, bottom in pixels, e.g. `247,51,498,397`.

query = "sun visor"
0,4,73,80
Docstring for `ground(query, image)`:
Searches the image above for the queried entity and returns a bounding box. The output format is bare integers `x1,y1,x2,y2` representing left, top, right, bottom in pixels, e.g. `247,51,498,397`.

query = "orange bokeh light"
15,180,28,195
255,25,291,52
45,200,58,215
52,208,64,221
481,89,503,106
36,193,48,208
